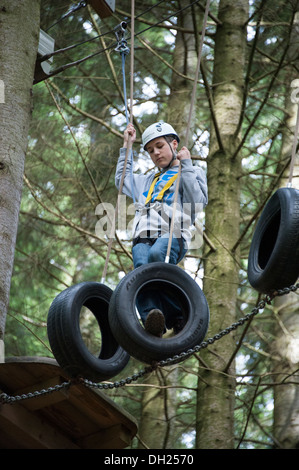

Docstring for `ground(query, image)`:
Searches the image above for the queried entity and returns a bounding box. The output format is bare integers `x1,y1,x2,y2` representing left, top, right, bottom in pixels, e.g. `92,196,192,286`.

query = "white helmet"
142,122,180,150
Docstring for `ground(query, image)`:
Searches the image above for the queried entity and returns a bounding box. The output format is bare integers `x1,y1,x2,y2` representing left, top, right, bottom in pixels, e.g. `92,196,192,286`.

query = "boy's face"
146,137,178,168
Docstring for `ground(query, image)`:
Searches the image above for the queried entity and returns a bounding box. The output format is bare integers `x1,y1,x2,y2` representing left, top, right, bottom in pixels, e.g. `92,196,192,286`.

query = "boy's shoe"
145,309,165,337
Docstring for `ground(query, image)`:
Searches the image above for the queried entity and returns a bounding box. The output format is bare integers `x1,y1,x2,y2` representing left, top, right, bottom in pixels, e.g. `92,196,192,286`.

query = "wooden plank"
0,403,79,449
0,357,138,449
68,382,137,435
79,424,134,449
1,357,61,391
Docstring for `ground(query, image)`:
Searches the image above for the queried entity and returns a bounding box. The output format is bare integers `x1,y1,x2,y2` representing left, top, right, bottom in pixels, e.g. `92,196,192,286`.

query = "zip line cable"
41,0,206,79
45,1,87,32
42,0,168,62
127,0,210,38
45,0,166,36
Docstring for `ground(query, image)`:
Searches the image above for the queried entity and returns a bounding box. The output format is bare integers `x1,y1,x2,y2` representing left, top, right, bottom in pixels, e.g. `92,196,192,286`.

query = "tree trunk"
271,7,299,445
0,0,40,360
272,294,299,448
196,0,248,449
137,370,172,449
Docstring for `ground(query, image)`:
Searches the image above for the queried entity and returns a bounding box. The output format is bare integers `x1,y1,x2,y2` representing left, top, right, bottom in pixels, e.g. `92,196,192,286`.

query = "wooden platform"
0,357,137,449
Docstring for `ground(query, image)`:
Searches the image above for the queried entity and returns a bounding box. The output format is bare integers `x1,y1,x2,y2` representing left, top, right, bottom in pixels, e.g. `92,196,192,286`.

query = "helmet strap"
163,136,177,170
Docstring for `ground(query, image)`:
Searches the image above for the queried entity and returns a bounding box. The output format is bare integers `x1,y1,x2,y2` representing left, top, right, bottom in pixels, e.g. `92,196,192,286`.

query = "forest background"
1,0,299,449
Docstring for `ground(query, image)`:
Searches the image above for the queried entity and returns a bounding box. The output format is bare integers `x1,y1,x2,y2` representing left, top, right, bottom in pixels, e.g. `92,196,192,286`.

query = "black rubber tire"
108,262,209,364
47,282,130,381
248,187,299,293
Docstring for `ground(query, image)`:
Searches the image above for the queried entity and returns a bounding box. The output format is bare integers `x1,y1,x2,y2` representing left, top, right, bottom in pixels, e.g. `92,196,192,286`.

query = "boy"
115,121,208,337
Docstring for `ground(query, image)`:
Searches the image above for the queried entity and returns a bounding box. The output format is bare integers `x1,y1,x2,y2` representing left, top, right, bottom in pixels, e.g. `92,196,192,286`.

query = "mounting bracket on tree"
34,29,55,84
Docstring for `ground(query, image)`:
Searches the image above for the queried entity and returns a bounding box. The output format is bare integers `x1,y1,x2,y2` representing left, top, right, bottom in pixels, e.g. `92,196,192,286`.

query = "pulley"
114,21,130,55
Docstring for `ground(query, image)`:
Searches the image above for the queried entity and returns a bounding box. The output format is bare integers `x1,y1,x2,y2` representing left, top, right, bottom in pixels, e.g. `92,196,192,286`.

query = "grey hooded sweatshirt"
115,148,208,247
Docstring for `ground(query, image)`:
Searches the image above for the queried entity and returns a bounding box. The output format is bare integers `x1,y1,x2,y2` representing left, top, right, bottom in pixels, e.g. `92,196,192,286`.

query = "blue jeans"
132,235,187,329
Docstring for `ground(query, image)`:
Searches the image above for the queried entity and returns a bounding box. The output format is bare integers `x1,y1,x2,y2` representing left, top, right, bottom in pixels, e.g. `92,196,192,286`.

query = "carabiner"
114,21,130,55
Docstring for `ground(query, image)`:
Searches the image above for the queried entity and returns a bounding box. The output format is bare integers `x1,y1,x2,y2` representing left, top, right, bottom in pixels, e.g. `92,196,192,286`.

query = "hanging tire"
47,282,130,382
248,187,299,293
108,262,209,364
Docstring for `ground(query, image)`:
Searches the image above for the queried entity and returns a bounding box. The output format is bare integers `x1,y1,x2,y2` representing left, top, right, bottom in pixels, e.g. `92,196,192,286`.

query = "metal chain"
83,283,299,391
0,381,71,405
1,283,298,404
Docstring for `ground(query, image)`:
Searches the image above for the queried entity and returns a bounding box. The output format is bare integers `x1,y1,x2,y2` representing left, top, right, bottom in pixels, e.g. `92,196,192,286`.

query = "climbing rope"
287,101,299,188
1,282,298,404
101,2,135,284
165,0,211,262
120,31,136,205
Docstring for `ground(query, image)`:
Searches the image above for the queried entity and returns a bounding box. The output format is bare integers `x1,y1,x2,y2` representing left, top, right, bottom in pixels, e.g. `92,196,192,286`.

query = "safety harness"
144,170,178,205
